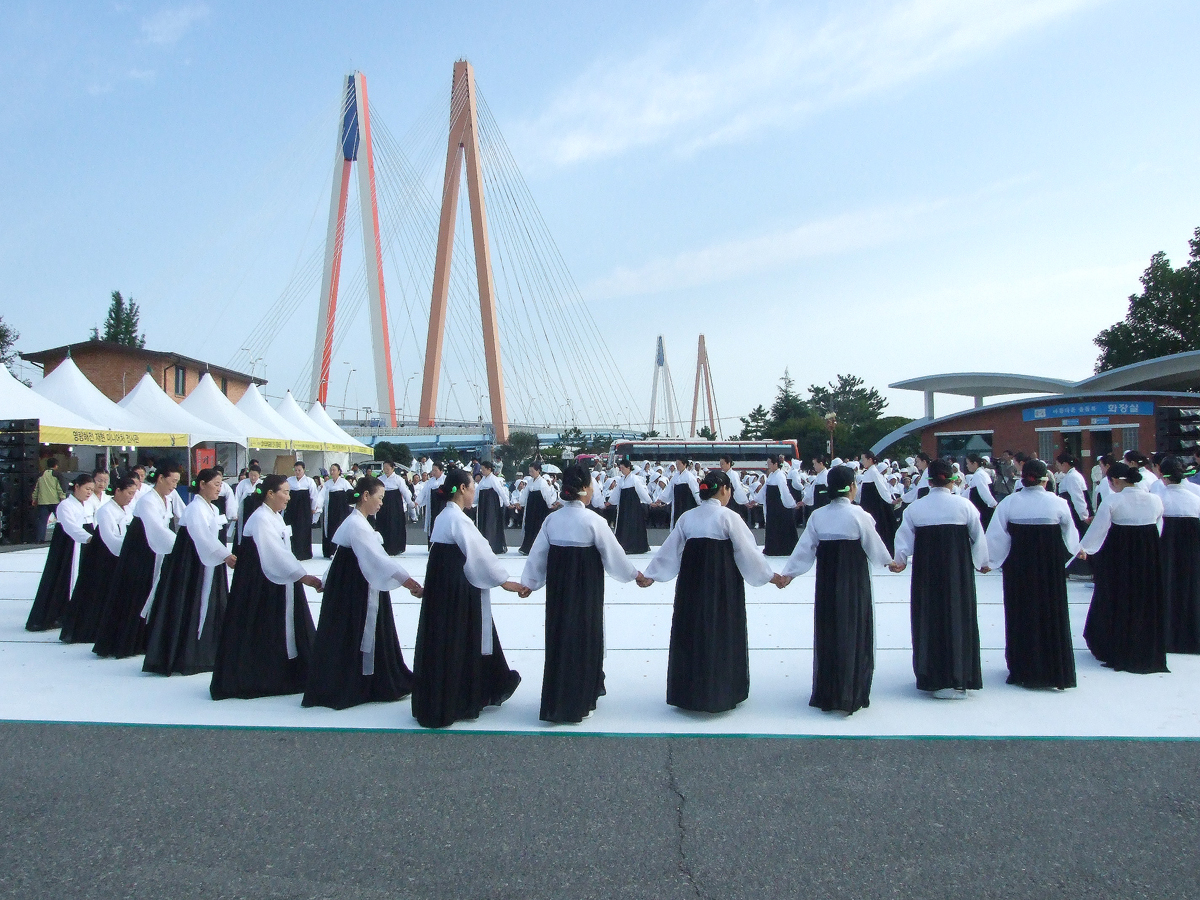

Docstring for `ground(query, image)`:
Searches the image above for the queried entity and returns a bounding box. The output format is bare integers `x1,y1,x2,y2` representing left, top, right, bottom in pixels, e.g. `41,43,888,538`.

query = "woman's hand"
770,574,791,589
888,561,907,573
403,577,423,598
500,580,525,593
300,574,323,592
1076,550,1088,561
225,554,237,569
635,573,654,588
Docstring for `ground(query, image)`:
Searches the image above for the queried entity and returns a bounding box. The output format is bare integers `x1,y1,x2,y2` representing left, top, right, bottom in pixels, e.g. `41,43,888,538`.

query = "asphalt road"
1,723,1197,899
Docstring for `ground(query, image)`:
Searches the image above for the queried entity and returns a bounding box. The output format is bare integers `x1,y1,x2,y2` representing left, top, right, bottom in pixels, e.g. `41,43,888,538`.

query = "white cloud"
520,0,1100,165
141,2,209,45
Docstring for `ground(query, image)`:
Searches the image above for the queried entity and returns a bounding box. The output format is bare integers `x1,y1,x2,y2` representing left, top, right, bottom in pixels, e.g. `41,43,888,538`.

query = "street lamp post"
825,412,837,458
341,366,356,418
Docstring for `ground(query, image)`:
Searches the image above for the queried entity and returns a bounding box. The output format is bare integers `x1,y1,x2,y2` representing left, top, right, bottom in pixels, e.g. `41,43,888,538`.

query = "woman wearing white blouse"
319,463,352,558
212,475,323,700
376,460,412,555
754,455,798,557
1155,457,1200,654
142,468,237,676
985,459,1080,690
26,473,95,632
304,477,423,710
474,459,510,555
93,465,181,659
1077,462,1167,673
776,466,893,715
520,466,642,724
642,470,785,712
61,476,139,644
413,469,525,728
610,457,652,555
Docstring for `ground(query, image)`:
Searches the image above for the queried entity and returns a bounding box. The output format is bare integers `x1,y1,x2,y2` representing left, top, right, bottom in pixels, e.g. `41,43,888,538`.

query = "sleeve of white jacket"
1058,502,1081,557
593,517,639,582
257,526,307,585
642,522,687,582
781,519,819,577
857,510,895,568
351,526,411,591
98,507,127,556
190,509,231,567
633,477,652,504
56,499,93,544
460,525,511,589
1079,497,1114,556
985,499,1012,567
729,512,776,586
142,505,177,555
518,527,552,591
967,506,990,569
893,509,916,566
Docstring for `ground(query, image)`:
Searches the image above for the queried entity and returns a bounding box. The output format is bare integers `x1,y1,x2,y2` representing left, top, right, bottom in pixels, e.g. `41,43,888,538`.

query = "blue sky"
2,1,1198,430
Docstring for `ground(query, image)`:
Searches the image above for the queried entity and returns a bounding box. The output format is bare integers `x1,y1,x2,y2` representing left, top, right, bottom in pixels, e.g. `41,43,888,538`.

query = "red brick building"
880,351,1200,464
20,342,265,404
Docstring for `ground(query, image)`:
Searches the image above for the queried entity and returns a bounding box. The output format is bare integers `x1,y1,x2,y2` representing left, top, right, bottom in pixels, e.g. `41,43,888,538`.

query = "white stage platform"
1,545,1197,738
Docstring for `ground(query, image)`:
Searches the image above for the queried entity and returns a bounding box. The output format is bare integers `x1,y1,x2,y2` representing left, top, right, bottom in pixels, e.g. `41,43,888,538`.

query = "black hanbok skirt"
667,538,749,712
322,491,351,558
236,491,265,553
967,487,994,531
60,532,119,644
727,497,749,525
426,491,448,546
859,482,897,556
671,483,698,528
763,484,797,557
302,545,413,709
519,491,550,555
210,537,316,700
1162,516,1200,654
376,489,407,555
615,486,650,554
1001,524,1076,689
1084,524,1168,673
26,524,84,632
93,518,171,659
476,488,507,555
1061,489,1092,578
541,545,606,723
812,484,831,510
810,540,875,713
412,542,520,727
909,524,982,692
283,488,313,561
142,526,227,676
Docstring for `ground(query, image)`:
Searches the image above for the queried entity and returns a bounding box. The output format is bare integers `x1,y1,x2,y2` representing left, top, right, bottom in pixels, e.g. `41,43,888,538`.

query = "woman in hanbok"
609,456,651,555
666,458,701,528
520,466,641,723
474,459,510,554
776,466,893,714
518,461,559,555
985,459,1080,690
754,455,798,557
143,468,237,676
891,459,991,699
26,473,95,632
319,463,352,558
303,478,422,710
284,461,317,560
60,476,139,644
1158,456,1200,653
1055,452,1093,577
233,463,263,552
212,475,323,700
416,463,447,544
857,450,898,555
412,468,525,728
641,470,785,712
93,465,181,659
1077,462,1167,673
963,454,999,531
719,456,750,525
376,460,412,555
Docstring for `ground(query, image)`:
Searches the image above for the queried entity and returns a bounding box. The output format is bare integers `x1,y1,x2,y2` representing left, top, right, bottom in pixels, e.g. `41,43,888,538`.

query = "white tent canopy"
309,401,370,451
235,385,325,450
275,391,360,453
181,373,286,450
0,363,107,439
119,373,244,447
32,357,186,444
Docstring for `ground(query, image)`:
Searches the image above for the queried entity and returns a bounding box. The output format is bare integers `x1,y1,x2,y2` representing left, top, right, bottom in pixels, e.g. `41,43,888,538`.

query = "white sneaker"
932,688,969,700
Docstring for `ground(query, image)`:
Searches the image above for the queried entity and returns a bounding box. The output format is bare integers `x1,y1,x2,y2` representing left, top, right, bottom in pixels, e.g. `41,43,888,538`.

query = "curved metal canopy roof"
889,372,1075,397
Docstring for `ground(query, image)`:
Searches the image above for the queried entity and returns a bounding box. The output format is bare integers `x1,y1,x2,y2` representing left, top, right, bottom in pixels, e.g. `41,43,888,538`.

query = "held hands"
500,580,526,595
770,574,792,589
887,561,907,573
635,573,654,588
300,574,324,592
978,566,991,574
1076,551,1088,561
225,554,237,569
403,577,424,599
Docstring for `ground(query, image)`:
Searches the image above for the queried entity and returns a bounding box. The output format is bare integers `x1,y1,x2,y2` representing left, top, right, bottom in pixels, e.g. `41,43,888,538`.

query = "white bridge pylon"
310,71,398,426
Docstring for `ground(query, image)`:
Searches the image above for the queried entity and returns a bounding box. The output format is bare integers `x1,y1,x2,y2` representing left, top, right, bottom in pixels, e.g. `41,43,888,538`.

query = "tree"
1094,228,1200,372
808,374,886,428
770,369,809,424
696,426,718,441
90,290,146,347
495,431,540,468
439,444,462,465
0,316,18,377
373,441,412,464
736,406,770,440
